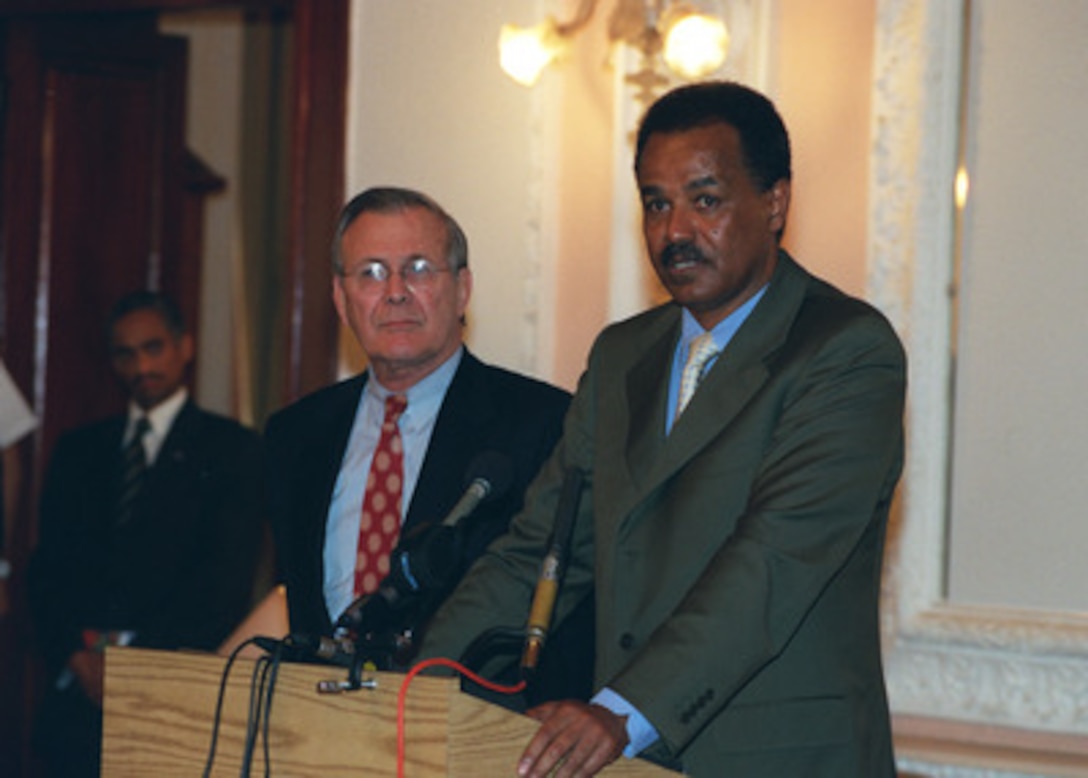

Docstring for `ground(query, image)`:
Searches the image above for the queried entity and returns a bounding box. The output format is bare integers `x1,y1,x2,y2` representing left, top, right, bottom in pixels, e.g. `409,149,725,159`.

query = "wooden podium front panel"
103,647,449,777
103,647,677,777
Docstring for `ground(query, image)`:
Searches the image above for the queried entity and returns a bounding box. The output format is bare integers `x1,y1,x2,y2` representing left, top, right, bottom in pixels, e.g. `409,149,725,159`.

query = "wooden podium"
103,647,677,776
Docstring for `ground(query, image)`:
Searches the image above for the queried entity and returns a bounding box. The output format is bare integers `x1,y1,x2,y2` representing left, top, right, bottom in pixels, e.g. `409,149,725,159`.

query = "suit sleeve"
27,434,96,674
417,364,599,670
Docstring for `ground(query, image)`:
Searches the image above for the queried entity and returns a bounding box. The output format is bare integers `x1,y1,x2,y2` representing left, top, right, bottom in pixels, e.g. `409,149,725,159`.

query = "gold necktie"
675,332,718,421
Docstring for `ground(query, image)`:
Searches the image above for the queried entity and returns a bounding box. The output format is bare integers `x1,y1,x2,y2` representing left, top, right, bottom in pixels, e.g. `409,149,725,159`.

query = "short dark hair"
107,291,186,340
332,187,469,274
635,80,792,192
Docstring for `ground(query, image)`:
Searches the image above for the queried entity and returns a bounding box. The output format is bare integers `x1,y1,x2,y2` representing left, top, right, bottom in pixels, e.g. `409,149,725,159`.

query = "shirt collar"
127,387,188,442
679,284,770,348
365,346,463,427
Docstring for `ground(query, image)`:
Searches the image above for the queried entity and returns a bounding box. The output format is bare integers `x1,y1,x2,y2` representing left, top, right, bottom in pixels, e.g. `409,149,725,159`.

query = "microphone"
521,467,584,676
441,449,513,527
255,633,356,667
334,451,514,635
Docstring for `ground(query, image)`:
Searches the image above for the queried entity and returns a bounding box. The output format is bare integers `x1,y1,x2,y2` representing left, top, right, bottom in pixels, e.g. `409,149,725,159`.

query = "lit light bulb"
499,20,563,87
662,12,729,79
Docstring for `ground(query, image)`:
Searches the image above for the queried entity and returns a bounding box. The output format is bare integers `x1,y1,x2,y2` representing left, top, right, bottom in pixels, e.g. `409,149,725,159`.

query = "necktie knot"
384,394,408,421
131,416,151,442
675,332,719,421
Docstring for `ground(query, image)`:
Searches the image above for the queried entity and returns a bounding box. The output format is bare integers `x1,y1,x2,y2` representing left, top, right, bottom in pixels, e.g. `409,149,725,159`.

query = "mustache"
660,242,707,268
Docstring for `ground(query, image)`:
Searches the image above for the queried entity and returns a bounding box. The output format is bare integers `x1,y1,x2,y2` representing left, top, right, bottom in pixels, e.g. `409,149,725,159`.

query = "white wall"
345,1,551,380
946,0,1088,612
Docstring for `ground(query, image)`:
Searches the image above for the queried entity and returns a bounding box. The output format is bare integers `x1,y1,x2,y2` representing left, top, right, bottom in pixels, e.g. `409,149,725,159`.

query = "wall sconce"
499,0,730,89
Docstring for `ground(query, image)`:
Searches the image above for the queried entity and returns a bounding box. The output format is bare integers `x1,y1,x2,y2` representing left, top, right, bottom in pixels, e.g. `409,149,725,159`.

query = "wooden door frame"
0,0,347,404
282,0,347,401
0,3,346,773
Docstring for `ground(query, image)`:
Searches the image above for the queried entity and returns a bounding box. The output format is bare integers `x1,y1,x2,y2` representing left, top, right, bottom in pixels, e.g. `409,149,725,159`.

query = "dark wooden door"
3,13,188,456
0,4,347,774
0,14,190,775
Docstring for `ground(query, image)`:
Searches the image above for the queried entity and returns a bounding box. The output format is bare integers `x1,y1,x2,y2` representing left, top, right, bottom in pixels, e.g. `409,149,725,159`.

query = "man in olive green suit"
419,81,906,777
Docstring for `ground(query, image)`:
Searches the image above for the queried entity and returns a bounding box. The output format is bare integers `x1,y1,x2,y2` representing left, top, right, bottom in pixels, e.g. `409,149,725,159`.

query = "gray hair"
332,187,469,275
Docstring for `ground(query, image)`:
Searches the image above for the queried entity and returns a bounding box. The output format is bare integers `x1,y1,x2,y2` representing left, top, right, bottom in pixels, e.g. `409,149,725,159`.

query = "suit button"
619,633,635,650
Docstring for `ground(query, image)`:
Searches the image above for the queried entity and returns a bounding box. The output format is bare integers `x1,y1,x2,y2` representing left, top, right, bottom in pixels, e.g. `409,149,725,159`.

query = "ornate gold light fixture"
498,0,729,93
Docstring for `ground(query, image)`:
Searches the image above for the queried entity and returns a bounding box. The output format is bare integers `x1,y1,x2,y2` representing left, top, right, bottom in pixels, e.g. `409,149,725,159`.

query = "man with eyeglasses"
264,187,591,701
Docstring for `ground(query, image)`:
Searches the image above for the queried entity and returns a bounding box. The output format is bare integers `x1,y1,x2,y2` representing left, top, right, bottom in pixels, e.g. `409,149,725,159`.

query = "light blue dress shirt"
323,348,462,621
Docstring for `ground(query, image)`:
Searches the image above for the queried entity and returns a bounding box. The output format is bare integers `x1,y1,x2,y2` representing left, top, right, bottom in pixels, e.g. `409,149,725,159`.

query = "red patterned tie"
354,394,408,597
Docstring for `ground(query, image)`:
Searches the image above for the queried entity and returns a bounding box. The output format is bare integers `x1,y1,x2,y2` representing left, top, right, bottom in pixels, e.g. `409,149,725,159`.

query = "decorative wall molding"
520,49,555,377
898,762,1043,778
871,0,1088,759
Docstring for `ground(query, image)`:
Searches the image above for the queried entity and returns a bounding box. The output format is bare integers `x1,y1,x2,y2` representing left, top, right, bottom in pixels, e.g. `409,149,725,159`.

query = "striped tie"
116,417,151,526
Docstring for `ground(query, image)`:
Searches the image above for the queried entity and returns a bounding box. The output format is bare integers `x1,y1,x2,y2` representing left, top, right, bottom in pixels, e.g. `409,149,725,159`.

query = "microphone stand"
453,468,586,701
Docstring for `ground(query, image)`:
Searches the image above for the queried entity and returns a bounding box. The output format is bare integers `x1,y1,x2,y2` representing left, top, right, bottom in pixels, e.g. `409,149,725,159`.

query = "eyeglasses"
340,257,454,291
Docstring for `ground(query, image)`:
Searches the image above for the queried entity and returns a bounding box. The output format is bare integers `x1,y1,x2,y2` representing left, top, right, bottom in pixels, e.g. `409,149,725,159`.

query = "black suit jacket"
29,401,264,676
265,350,573,640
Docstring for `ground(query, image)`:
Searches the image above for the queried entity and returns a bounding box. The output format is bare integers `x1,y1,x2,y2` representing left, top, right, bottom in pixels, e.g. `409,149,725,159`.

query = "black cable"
202,637,265,778
260,639,284,777
240,654,271,776
459,626,525,674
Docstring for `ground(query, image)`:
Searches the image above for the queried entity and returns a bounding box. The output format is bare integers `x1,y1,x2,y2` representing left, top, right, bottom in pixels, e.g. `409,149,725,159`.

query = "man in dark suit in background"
28,291,264,777
419,81,906,777
266,187,588,697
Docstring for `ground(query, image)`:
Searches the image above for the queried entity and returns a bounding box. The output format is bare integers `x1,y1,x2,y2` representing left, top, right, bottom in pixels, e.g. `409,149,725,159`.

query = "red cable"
396,657,527,778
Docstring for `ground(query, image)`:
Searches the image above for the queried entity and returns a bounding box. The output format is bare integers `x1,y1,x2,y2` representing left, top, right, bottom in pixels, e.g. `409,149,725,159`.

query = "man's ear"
767,179,791,234
332,276,348,325
456,266,473,319
180,333,195,364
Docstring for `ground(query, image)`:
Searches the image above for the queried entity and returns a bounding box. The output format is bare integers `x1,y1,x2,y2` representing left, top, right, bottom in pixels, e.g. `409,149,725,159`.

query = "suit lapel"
121,404,199,529
308,379,364,520
405,351,496,533
624,324,675,485
298,378,369,626
620,253,810,521
153,401,199,470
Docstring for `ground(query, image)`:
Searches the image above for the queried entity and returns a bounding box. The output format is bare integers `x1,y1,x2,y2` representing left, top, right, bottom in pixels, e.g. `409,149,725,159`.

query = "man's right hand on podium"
517,700,629,778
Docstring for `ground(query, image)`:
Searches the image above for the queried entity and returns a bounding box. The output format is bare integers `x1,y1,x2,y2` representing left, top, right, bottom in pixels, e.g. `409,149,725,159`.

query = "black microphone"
521,467,584,676
255,633,357,667
440,449,514,527
334,451,514,635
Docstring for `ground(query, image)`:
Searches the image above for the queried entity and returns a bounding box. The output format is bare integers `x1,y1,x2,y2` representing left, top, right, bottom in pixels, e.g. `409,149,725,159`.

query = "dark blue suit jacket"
265,350,591,699
29,401,264,675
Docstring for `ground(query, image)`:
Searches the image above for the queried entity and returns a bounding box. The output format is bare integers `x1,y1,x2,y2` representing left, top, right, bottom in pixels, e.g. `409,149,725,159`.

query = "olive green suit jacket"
421,253,906,776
